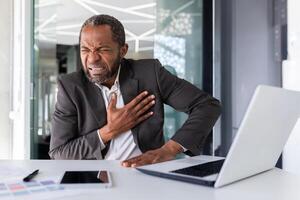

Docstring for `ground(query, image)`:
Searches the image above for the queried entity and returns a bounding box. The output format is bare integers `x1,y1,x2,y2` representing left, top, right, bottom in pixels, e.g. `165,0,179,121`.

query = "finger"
121,158,135,167
135,112,154,125
135,99,155,117
122,156,142,167
130,160,146,168
121,161,131,167
130,156,153,167
124,155,142,164
127,91,149,108
108,93,117,110
132,95,155,114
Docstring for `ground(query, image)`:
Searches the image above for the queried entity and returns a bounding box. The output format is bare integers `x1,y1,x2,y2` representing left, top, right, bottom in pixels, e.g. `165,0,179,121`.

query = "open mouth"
88,66,105,71
88,64,106,70
88,67,106,77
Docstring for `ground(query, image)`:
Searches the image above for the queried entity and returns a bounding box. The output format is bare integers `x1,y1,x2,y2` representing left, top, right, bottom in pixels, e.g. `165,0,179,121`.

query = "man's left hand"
121,140,184,167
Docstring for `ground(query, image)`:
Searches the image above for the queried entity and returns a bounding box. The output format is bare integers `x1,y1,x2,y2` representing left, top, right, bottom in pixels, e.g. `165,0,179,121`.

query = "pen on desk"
23,169,39,182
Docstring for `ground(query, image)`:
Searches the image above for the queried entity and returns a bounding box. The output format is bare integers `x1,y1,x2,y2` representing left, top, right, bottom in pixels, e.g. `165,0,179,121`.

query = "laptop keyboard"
170,159,225,177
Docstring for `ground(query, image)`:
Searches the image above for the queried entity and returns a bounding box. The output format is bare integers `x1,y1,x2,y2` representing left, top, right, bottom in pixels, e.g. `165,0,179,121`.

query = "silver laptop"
136,85,300,188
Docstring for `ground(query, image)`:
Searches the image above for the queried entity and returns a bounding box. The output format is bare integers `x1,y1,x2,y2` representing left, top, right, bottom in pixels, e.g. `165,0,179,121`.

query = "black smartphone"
60,171,112,188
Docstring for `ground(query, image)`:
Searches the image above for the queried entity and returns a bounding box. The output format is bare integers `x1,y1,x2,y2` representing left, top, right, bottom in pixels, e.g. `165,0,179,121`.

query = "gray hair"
79,14,125,46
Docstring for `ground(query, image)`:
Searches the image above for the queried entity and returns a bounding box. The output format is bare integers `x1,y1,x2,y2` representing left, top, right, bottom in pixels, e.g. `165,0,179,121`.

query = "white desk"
1,159,300,200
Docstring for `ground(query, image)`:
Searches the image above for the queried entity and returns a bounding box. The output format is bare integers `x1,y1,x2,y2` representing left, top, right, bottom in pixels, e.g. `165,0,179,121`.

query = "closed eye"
97,48,112,52
80,47,89,52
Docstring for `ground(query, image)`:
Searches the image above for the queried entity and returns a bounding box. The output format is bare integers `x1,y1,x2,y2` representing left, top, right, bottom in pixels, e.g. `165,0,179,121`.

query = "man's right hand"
99,91,155,144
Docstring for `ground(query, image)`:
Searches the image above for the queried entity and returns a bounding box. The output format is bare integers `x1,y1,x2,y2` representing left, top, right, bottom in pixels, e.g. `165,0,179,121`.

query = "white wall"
10,0,32,159
283,0,300,174
231,0,281,139
218,0,282,155
0,1,12,159
0,0,32,160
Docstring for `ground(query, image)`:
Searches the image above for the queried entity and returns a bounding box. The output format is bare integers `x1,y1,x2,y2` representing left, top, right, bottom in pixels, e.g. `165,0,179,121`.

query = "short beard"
84,58,121,85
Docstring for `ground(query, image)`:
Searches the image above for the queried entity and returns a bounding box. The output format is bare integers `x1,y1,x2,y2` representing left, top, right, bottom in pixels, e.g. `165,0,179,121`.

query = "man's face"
80,25,128,85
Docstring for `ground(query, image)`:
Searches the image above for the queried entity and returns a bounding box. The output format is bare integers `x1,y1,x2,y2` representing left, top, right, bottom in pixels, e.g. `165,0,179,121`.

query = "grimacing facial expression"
80,25,128,85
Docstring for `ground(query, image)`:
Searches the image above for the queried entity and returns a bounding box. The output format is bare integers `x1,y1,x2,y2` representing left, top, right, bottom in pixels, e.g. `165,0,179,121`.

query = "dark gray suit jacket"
49,59,221,160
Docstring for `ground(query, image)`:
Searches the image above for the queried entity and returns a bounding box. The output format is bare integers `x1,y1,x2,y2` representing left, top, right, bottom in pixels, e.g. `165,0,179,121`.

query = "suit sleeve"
154,60,222,155
49,77,104,160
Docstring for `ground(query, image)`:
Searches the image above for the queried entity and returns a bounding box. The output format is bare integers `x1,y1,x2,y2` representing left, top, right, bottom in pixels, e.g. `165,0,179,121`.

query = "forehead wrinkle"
81,40,103,48
81,34,113,50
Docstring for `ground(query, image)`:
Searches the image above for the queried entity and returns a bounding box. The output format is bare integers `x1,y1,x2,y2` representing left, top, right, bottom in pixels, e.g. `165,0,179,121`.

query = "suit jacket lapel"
119,60,140,145
81,70,107,128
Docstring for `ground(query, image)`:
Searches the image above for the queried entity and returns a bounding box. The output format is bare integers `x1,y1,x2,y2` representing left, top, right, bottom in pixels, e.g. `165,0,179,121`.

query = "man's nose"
88,51,101,64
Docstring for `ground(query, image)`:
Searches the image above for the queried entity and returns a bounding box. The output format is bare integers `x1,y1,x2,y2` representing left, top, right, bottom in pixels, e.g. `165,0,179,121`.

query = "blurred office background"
1,0,300,175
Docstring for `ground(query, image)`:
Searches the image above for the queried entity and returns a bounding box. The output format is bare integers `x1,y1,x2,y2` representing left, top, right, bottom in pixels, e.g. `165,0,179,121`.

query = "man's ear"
120,43,128,58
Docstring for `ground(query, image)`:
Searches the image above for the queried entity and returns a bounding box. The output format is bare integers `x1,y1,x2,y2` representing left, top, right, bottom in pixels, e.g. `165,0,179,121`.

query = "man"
49,14,221,167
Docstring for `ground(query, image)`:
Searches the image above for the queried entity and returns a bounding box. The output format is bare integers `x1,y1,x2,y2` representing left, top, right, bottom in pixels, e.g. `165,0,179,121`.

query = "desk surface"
1,159,300,200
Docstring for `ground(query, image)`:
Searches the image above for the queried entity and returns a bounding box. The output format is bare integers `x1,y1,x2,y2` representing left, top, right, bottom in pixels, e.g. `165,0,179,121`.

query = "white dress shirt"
96,66,142,160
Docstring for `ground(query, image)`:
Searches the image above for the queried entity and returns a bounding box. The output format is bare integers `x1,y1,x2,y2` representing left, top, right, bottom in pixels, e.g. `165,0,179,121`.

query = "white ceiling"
35,0,156,53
